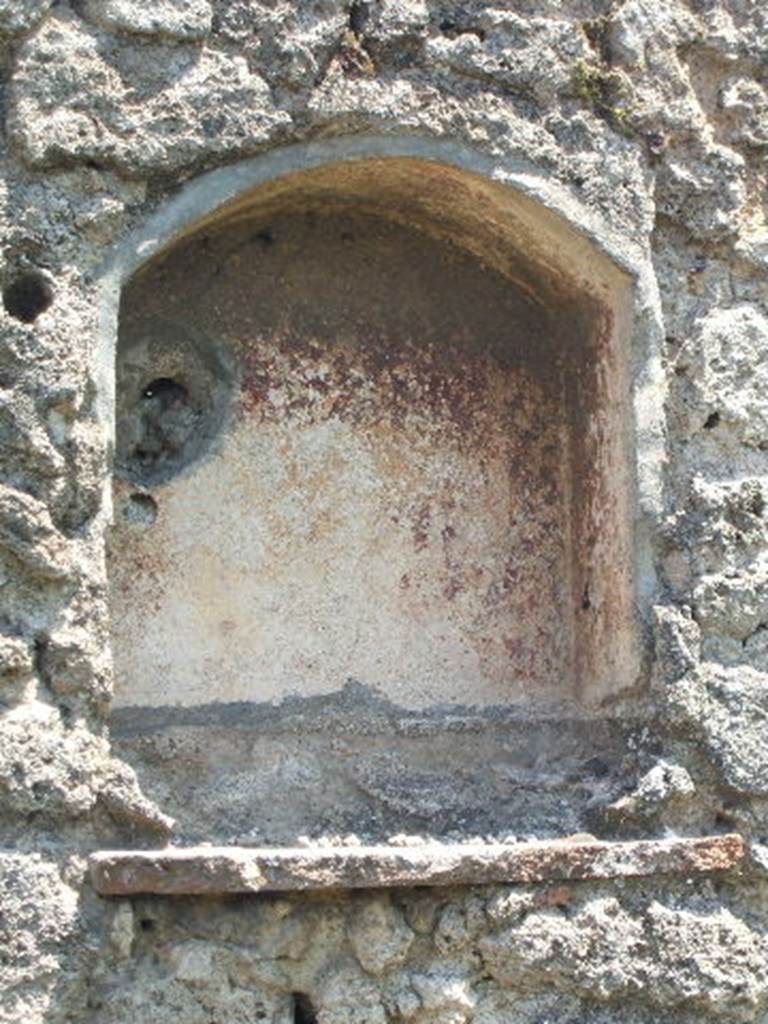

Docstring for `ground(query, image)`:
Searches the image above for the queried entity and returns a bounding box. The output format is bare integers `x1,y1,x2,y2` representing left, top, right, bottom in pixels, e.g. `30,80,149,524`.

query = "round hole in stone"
142,377,187,402
122,492,158,529
2,270,54,324
115,319,232,487
129,377,199,477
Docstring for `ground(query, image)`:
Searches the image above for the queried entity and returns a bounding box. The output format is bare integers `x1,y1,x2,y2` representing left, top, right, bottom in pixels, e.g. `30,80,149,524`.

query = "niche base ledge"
90,834,746,896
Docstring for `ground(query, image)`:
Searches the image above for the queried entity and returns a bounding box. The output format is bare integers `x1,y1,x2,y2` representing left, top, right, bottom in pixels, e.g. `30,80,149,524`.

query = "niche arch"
99,136,662,713
98,136,664,839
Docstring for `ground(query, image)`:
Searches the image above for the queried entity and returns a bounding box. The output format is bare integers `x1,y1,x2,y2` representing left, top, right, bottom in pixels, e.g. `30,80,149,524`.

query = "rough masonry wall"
2,1,768,1022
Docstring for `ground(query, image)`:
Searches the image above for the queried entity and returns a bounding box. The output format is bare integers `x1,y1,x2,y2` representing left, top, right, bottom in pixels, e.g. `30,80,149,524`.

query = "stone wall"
2,1,768,1022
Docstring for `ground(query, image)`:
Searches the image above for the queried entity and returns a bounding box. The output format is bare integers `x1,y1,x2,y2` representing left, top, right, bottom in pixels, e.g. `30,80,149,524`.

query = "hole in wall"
143,377,186,401
348,0,370,34
114,322,232,486
2,270,54,324
703,411,720,430
292,993,317,1024
121,492,158,529
132,377,195,471
438,17,486,40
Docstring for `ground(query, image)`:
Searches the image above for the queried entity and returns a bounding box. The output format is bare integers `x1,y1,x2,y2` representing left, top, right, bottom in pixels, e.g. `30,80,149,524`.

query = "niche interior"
106,156,643,840
109,158,639,715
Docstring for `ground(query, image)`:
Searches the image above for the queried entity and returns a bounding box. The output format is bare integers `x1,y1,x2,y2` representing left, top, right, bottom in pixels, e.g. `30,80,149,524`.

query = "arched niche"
99,137,662,840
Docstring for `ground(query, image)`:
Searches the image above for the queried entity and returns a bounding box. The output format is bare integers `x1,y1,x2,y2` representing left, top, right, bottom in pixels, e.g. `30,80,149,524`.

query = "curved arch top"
97,134,665,512
105,134,650,287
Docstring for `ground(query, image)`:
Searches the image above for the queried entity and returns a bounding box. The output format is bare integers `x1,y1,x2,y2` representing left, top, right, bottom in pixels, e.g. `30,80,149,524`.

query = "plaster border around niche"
95,133,667,705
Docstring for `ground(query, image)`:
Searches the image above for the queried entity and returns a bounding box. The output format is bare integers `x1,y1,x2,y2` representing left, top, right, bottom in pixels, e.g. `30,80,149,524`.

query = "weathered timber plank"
89,834,746,896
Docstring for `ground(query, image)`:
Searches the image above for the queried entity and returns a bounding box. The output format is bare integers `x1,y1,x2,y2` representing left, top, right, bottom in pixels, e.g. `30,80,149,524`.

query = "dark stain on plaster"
109,682,630,737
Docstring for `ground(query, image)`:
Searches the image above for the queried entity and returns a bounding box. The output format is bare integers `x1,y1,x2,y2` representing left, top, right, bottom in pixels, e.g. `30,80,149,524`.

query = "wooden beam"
90,834,746,896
